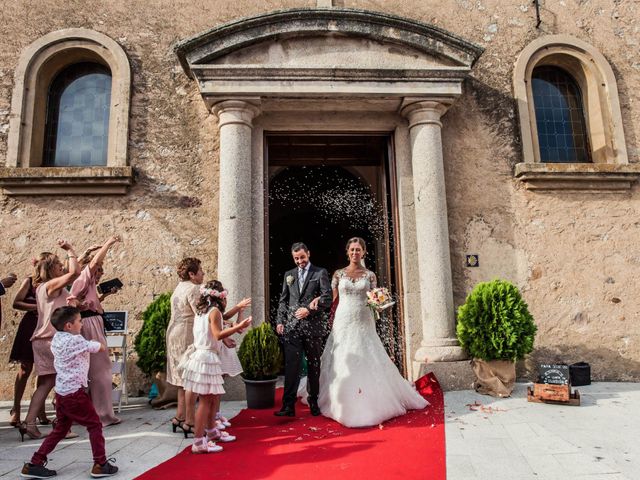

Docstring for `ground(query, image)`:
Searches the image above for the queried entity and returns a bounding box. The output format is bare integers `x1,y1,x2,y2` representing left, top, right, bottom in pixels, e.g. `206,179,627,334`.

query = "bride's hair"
345,237,366,253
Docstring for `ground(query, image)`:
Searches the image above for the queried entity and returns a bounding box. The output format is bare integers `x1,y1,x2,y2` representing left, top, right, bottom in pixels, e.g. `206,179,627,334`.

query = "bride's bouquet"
366,287,395,320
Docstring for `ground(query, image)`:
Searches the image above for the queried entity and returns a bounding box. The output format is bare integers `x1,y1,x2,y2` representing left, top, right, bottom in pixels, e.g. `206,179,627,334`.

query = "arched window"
531,66,589,163
1,29,132,194
43,63,112,167
513,35,636,191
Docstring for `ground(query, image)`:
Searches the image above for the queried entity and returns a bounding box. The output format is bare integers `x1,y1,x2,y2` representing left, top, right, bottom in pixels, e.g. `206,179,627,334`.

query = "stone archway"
175,8,483,381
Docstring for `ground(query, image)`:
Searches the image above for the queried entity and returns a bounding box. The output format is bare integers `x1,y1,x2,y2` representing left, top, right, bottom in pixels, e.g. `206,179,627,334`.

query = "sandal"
170,417,185,433
37,412,52,426
104,418,122,427
18,422,46,442
206,427,236,443
191,436,223,454
180,423,195,438
215,412,231,428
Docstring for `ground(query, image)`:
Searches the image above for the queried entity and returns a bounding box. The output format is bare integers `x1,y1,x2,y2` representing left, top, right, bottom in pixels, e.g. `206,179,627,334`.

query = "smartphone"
97,278,123,294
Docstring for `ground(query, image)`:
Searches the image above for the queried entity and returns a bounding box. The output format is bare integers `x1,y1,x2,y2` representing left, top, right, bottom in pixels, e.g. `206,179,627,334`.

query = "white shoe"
215,420,226,430
216,413,232,428
207,428,236,443
192,436,223,454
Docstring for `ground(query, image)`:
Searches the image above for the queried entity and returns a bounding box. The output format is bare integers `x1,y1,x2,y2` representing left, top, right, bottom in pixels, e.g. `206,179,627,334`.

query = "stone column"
212,100,260,306
401,100,465,363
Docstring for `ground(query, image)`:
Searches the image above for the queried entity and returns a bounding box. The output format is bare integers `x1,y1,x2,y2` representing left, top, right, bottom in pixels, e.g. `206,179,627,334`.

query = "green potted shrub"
456,279,537,397
238,322,283,408
134,293,177,408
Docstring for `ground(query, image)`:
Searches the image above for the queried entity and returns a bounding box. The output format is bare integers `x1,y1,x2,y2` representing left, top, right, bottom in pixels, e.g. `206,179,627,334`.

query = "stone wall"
1,0,639,399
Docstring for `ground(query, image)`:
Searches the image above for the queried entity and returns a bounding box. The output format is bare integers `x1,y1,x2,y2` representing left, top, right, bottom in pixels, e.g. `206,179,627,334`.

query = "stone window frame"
0,28,133,195
513,34,639,191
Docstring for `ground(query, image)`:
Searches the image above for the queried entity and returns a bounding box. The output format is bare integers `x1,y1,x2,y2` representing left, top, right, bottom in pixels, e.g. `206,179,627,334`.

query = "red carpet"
135,373,445,480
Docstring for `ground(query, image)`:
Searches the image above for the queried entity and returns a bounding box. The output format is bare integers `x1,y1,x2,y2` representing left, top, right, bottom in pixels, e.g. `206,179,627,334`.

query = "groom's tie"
298,268,306,290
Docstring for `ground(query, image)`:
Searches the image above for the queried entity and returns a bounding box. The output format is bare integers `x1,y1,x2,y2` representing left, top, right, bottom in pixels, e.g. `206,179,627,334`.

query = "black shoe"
274,406,295,417
179,422,195,438
90,458,118,477
20,462,56,478
309,402,321,417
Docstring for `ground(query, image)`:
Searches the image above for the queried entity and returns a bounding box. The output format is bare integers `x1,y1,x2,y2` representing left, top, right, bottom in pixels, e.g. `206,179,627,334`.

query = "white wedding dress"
318,269,428,427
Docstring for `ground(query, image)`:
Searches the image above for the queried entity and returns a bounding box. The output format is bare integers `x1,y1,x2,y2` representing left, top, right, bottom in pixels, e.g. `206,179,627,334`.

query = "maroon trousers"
31,389,106,466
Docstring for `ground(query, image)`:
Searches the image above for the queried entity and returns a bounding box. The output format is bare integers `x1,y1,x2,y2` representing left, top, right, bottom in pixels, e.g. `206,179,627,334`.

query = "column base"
414,340,467,363
412,360,475,391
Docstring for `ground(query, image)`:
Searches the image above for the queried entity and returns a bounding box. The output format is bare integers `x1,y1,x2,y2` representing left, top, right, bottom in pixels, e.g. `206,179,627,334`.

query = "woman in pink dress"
71,235,122,426
21,240,81,440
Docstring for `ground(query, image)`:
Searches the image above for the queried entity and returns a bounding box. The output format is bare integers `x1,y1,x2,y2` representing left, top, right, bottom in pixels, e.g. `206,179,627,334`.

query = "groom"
275,242,332,417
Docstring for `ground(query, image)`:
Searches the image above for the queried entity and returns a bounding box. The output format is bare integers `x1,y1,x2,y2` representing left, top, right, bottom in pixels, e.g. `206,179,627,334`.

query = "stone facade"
1,0,639,399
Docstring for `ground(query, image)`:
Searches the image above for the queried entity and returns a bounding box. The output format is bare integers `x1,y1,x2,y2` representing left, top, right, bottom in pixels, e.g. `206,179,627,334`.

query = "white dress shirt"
51,331,102,396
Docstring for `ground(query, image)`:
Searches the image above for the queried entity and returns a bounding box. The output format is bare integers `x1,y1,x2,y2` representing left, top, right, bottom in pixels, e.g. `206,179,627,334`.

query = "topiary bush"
456,279,537,362
134,292,171,377
238,322,283,380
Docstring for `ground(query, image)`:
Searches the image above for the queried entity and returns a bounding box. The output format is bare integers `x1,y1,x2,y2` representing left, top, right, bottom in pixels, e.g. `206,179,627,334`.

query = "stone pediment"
209,35,457,70
175,8,483,106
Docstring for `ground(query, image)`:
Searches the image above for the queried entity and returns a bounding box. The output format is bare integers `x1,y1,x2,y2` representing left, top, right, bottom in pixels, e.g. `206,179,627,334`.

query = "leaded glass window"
43,63,111,167
532,66,590,163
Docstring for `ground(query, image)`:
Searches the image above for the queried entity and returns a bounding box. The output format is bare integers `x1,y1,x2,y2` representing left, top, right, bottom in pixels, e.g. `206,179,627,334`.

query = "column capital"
400,100,453,130
212,99,261,128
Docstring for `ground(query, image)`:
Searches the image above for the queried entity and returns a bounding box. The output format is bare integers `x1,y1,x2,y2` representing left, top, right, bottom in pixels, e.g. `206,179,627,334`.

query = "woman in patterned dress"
166,258,204,435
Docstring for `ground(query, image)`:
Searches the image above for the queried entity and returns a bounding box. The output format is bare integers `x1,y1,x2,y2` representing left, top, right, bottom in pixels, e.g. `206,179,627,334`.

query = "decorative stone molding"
175,9,483,110
514,163,640,191
212,99,261,128
175,8,483,73
1,28,133,195
401,100,452,129
513,35,632,191
0,167,134,195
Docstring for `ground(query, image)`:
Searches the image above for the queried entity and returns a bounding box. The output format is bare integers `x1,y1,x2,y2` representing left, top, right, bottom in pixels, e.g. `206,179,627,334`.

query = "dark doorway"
266,134,405,372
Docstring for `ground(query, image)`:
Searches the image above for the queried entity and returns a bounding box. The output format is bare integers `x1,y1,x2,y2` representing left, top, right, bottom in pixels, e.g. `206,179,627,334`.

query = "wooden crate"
533,383,569,402
527,385,580,406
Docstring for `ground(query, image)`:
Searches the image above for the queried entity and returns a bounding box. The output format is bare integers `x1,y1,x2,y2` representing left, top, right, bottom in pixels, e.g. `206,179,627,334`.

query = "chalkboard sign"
103,311,128,333
538,364,570,385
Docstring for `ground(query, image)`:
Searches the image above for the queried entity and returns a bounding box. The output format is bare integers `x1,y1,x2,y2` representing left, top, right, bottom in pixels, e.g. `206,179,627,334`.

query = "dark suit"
276,264,332,408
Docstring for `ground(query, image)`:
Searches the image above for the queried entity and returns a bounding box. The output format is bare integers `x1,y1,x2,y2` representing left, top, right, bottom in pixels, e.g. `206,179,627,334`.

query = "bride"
313,237,428,427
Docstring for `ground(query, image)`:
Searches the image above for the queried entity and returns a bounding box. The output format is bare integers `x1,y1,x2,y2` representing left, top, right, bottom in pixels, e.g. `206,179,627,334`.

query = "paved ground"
0,382,637,479
445,383,639,480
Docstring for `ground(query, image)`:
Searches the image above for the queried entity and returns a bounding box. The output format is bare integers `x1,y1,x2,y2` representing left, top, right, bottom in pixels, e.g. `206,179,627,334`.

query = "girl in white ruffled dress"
215,297,251,431
181,280,252,454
